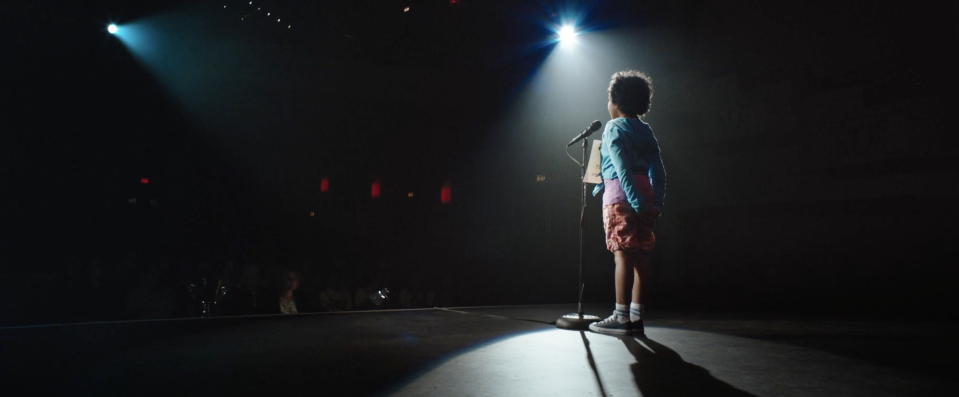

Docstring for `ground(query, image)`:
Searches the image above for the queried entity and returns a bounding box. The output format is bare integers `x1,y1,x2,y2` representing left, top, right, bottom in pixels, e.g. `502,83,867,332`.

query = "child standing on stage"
588,70,666,336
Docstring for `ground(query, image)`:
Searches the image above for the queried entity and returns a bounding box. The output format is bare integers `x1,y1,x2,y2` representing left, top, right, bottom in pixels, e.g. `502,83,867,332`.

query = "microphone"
567,120,602,146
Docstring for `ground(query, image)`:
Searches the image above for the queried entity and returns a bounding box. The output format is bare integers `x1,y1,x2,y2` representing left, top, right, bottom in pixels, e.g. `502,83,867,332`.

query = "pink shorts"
602,202,655,252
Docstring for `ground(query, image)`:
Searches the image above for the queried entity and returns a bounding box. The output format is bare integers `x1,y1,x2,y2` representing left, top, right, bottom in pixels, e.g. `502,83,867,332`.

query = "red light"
441,182,451,204
371,179,381,199
140,178,149,184
320,177,329,193
450,0,458,4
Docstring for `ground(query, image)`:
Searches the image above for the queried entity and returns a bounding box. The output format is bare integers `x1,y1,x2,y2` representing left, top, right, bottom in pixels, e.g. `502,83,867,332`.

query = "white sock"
614,303,628,321
630,303,644,322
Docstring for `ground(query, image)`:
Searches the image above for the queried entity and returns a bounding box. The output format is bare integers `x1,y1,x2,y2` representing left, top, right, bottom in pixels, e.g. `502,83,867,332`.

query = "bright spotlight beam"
558,25,576,43
107,24,118,34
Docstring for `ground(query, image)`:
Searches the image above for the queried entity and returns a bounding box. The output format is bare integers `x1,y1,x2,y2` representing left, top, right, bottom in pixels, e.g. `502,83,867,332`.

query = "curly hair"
608,70,654,117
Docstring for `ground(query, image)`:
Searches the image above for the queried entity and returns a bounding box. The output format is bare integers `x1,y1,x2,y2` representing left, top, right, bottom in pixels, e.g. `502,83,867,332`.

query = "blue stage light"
108,24,118,34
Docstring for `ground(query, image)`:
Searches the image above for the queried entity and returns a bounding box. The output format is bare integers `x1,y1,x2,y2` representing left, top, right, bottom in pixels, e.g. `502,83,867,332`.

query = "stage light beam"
107,24,118,34
558,25,576,43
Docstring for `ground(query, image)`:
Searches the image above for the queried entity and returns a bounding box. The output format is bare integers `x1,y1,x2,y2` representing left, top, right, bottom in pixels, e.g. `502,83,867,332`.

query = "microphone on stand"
556,119,605,331
567,120,602,146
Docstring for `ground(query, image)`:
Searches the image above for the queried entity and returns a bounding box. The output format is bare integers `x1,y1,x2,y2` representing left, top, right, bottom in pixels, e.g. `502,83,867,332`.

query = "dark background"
2,0,957,326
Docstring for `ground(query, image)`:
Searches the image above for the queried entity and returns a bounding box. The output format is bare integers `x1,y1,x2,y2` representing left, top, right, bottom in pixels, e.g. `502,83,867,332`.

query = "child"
588,70,666,336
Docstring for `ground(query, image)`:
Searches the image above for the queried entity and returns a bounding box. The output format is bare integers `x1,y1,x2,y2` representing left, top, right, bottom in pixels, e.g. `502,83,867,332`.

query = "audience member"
266,268,303,315
229,262,263,315
125,264,177,320
399,272,428,309
354,274,374,310
319,272,353,312
210,260,235,316
299,261,325,311
81,259,119,320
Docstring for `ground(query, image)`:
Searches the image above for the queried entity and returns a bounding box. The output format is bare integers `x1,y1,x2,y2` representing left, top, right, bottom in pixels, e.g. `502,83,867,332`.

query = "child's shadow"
621,335,757,397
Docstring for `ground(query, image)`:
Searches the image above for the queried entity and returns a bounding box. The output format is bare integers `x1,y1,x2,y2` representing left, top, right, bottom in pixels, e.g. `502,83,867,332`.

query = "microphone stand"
556,137,601,330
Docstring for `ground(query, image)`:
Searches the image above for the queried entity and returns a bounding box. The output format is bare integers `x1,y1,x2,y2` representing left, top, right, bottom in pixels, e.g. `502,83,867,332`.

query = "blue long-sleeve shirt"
591,117,666,214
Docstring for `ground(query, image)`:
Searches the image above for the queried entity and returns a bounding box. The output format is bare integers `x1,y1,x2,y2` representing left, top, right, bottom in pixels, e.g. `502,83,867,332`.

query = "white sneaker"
588,312,632,335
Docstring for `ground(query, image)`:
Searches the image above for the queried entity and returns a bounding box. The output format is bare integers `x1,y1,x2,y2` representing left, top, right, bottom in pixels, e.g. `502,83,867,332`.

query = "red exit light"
140,178,149,184
371,179,381,198
441,181,451,204
320,177,329,193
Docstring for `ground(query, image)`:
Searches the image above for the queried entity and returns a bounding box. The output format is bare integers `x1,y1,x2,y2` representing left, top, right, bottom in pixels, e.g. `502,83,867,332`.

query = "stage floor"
1,304,955,396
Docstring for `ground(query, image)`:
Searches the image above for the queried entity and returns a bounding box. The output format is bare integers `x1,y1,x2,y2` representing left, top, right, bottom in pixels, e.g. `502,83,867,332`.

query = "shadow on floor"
579,331,608,397
621,335,756,397
741,333,958,382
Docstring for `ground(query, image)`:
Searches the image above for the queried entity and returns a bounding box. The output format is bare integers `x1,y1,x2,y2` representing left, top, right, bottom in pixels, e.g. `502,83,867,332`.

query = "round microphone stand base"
555,313,601,330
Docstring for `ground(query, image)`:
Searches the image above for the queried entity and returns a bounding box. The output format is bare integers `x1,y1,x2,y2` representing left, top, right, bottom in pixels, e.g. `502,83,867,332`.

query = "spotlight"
558,25,575,43
107,24,118,34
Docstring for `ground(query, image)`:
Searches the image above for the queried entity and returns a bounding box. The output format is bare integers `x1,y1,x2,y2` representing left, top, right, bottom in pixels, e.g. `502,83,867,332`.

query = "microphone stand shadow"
621,335,757,397
579,331,608,397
